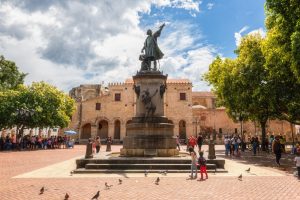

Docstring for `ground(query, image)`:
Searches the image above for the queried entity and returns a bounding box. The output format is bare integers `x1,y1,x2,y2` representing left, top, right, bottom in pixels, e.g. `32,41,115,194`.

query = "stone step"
85,163,218,170
76,158,225,168
74,168,228,174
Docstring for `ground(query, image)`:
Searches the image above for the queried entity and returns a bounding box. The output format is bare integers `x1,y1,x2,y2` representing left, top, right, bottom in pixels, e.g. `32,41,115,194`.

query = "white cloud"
153,0,201,12
234,26,249,46
234,26,266,46
207,3,214,10
0,0,213,92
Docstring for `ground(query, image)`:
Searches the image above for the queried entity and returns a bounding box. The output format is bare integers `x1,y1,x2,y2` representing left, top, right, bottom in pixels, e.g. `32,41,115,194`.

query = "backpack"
198,157,206,166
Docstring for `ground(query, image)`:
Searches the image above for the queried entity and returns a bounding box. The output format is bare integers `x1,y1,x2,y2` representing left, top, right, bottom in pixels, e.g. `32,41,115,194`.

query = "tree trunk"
260,121,267,151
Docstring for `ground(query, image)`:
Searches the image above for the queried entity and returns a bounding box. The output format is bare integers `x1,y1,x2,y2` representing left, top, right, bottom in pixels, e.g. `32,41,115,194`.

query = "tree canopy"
0,55,26,91
205,34,276,144
0,82,75,131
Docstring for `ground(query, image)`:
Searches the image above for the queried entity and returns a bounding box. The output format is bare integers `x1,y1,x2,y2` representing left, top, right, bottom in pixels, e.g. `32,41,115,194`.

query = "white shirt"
224,138,229,144
294,156,300,167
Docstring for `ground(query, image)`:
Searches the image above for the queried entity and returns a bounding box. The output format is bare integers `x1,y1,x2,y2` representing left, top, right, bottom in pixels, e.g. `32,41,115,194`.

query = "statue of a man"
141,89,158,118
141,23,165,71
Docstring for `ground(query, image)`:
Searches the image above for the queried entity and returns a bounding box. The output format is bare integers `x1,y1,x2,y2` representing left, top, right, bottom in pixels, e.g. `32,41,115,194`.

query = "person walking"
273,136,282,166
95,136,101,154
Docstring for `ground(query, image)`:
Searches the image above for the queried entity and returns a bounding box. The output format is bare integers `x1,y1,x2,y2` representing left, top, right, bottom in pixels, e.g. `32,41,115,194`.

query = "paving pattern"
1,145,299,200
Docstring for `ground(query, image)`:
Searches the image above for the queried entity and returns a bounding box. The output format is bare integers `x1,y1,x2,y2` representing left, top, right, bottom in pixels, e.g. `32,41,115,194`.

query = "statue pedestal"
121,71,178,157
208,140,216,159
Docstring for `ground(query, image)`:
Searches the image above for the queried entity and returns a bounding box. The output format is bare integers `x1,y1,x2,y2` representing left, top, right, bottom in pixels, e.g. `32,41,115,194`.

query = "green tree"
264,0,300,125
0,82,75,135
265,0,300,79
205,34,276,148
0,55,26,91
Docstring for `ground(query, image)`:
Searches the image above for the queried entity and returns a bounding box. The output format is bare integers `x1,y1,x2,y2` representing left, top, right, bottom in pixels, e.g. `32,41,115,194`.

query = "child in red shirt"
198,151,208,181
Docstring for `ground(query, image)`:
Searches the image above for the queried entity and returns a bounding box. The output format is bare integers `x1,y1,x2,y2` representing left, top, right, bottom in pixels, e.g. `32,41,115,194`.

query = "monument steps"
77,157,224,166
75,157,226,174
85,163,218,170
74,168,228,174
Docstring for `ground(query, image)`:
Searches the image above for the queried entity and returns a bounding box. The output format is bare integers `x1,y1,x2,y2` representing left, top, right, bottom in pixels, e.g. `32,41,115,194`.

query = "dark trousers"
275,153,281,164
96,146,100,153
297,167,300,178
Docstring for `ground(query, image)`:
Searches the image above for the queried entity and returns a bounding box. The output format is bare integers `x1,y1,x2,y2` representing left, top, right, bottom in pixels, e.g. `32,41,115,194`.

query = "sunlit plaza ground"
1,144,299,200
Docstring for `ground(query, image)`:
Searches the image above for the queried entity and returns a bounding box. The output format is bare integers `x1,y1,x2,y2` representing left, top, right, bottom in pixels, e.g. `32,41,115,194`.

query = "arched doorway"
179,120,186,140
97,120,108,139
81,123,91,139
114,120,121,139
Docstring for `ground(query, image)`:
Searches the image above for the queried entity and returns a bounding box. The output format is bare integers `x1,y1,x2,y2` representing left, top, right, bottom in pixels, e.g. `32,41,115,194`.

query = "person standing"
252,137,258,156
176,135,181,151
273,136,282,166
198,151,208,181
294,152,300,179
106,136,112,152
189,150,198,179
95,136,101,154
197,135,203,152
224,136,230,156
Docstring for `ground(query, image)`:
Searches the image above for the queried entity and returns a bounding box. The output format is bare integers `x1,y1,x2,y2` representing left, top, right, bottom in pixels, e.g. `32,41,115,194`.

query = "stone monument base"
120,148,179,157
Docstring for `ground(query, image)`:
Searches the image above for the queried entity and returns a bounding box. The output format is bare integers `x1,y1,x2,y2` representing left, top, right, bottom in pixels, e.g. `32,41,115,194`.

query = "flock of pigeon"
39,168,248,199
38,169,167,199
238,167,251,181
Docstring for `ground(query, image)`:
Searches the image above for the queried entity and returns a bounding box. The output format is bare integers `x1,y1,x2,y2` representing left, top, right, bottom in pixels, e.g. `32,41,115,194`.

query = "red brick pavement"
1,146,300,200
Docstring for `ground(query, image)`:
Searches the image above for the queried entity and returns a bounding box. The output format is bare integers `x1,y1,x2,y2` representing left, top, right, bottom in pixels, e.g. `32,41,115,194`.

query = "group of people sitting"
0,133,74,151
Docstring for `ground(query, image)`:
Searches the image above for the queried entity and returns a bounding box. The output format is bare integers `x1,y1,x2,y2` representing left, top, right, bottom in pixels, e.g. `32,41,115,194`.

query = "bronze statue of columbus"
141,23,165,71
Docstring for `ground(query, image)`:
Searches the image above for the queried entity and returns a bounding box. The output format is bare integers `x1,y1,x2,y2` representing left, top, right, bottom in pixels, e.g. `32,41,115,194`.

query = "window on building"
219,128,222,134
115,93,121,101
180,93,186,100
235,128,238,134
95,103,101,110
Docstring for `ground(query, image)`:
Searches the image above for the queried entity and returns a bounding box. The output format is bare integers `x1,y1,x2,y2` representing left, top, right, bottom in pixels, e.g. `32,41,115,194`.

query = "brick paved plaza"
1,145,299,200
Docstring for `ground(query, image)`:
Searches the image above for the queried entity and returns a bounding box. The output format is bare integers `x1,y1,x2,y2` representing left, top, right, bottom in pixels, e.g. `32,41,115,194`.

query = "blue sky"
0,0,266,92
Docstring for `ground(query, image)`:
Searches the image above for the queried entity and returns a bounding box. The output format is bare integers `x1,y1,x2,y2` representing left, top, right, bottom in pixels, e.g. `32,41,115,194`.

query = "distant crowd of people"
0,133,74,151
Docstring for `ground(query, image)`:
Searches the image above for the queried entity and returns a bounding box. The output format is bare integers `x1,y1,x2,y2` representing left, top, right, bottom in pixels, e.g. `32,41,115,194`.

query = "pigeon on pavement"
155,177,160,185
105,182,113,189
64,193,69,200
39,187,45,195
238,174,242,181
91,191,100,200
245,168,250,172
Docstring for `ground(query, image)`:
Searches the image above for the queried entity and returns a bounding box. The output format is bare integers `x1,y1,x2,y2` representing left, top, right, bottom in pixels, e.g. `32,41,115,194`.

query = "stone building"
68,78,299,143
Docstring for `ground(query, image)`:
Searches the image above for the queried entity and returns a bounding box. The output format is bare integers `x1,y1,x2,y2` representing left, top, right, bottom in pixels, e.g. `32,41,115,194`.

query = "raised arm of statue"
153,23,165,38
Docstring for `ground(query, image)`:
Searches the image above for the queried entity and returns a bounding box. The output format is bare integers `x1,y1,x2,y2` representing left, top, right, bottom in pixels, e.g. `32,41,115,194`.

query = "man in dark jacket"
272,136,282,166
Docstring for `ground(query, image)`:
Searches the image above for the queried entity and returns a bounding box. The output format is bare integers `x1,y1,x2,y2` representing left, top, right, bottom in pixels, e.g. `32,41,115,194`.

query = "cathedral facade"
68,78,297,143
